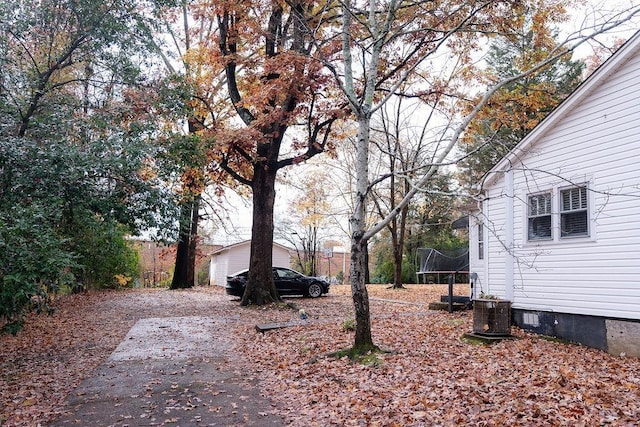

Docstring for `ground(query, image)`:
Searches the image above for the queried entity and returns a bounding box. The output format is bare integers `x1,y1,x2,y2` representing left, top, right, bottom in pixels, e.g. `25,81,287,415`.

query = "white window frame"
523,182,593,245
527,192,553,242
478,222,484,260
559,185,589,239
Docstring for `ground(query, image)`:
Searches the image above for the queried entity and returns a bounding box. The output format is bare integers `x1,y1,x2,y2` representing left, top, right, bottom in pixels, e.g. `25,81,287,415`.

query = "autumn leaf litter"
1,285,639,426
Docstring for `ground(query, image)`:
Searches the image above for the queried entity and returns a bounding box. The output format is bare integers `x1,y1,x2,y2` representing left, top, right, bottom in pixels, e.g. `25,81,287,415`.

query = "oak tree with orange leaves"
203,1,342,305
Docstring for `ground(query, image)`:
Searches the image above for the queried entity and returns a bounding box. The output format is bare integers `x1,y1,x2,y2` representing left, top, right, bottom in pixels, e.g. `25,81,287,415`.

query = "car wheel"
307,282,323,298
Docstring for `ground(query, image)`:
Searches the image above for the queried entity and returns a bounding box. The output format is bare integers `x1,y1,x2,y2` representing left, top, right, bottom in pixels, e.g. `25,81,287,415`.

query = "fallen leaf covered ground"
1,284,639,426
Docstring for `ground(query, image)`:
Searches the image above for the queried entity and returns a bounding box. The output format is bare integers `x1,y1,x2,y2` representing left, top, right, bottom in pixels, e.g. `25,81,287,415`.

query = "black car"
225,267,330,298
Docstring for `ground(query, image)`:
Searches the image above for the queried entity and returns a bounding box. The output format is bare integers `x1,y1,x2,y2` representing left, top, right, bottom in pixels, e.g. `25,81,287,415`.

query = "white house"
209,240,292,286
469,31,640,357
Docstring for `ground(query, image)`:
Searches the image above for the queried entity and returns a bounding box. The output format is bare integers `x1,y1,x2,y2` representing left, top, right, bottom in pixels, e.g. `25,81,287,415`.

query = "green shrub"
0,207,77,334
0,210,142,333
66,218,139,289
341,318,356,332
371,256,417,284
197,262,209,286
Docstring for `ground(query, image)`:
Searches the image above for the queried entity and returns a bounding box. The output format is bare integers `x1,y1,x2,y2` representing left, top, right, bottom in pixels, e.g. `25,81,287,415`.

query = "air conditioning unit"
472,299,512,336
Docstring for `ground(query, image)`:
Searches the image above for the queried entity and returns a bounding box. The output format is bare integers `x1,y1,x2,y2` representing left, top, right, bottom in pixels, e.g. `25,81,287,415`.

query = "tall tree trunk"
387,144,403,288
391,204,409,288
241,164,281,305
390,210,402,287
392,235,403,287
171,201,191,289
350,234,376,353
349,115,376,353
171,114,204,290
187,195,200,285
364,246,370,285
170,196,199,289
310,226,318,276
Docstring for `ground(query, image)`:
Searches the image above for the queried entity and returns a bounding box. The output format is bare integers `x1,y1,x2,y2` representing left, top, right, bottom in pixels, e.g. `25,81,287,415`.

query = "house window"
560,186,588,237
478,223,484,260
528,193,552,241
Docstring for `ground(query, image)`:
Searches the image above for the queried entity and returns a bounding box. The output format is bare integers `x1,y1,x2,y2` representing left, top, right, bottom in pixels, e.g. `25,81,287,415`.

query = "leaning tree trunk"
241,163,281,305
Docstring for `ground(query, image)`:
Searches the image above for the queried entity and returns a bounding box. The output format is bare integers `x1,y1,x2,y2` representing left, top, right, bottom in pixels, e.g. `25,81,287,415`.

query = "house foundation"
512,309,640,358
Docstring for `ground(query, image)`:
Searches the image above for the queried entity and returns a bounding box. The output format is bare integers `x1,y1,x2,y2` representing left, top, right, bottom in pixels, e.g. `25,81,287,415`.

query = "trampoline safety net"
416,247,469,273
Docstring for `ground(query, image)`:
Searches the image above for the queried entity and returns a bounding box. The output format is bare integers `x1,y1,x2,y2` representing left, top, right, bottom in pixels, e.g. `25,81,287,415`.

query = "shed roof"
210,240,293,256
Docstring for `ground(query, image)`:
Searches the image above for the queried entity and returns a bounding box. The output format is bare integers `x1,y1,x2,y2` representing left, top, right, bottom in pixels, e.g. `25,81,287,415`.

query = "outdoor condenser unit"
472,299,512,336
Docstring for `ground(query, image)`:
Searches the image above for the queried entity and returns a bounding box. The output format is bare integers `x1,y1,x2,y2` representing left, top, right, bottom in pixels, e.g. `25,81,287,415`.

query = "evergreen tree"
459,26,585,187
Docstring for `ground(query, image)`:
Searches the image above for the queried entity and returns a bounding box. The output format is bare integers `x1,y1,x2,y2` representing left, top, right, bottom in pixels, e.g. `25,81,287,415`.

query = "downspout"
505,170,515,301
481,199,488,300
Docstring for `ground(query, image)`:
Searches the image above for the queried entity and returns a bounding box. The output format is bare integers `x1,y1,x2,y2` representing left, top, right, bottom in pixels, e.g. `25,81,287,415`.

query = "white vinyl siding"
476,43,640,320
211,244,250,286
468,212,485,296
273,247,291,268
483,190,508,298
210,242,292,286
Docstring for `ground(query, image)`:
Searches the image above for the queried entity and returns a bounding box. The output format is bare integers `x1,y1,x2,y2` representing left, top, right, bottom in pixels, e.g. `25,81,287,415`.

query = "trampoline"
415,247,469,284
